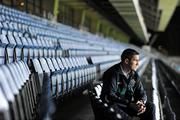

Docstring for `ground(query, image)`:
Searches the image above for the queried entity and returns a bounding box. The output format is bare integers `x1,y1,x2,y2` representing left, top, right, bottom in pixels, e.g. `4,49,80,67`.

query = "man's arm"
134,79,147,103
127,78,147,115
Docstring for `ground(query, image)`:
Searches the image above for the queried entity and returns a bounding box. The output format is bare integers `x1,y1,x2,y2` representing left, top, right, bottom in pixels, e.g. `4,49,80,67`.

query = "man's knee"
143,102,155,120
146,102,155,113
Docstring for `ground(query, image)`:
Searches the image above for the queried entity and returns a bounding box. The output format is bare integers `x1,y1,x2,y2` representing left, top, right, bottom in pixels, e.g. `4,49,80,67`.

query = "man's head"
121,48,140,71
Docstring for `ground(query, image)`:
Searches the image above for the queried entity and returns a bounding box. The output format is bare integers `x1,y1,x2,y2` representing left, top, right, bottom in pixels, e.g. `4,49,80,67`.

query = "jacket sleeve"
101,71,129,105
134,79,147,103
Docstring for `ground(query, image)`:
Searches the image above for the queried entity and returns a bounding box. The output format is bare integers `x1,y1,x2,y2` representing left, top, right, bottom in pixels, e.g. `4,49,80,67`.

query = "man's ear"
124,58,129,64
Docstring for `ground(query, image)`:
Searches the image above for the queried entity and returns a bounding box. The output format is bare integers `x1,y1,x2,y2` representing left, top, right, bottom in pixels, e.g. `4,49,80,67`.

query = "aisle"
52,93,95,120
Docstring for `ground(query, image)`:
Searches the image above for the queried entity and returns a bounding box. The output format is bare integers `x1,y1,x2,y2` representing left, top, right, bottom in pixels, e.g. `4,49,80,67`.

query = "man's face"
128,55,140,71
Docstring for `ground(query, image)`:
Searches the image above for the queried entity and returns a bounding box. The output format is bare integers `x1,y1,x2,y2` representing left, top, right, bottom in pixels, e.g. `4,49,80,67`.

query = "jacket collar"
117,62,135,79
114,63,126,79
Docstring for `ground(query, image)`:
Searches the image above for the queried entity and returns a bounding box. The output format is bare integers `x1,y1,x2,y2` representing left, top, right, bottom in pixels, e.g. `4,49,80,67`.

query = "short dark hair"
121,48,139,61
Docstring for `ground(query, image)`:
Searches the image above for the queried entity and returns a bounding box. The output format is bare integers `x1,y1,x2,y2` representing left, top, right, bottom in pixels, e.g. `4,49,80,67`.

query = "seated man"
100,48,155,120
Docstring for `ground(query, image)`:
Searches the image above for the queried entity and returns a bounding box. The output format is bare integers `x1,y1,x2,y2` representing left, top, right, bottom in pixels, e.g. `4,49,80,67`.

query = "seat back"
0,87,11,120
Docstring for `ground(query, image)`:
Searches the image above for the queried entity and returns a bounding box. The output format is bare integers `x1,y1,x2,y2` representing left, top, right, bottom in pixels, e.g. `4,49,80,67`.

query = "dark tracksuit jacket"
100,63,147,107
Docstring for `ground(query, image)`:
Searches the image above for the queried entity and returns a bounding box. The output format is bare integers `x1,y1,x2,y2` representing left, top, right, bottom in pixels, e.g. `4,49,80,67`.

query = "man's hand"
136,100,146,115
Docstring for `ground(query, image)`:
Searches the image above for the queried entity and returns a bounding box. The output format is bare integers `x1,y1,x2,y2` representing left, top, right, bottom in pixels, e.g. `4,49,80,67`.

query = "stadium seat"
0,87,11,120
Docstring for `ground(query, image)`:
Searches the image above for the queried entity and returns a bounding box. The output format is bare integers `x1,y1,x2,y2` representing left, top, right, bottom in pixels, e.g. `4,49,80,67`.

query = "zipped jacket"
100,63,147,107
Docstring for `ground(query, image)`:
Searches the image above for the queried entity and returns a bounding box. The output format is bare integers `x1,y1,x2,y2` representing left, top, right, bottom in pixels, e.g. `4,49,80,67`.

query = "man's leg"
138,102,155,120
111,103,132,120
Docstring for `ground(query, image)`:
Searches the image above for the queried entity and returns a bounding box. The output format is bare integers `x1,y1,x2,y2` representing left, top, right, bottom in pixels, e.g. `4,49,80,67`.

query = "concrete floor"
52,93,95,120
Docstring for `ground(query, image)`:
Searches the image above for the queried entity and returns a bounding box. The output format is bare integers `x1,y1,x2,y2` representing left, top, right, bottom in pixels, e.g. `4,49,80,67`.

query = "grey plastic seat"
7,63,31,119
31,58,44,92
0,44,6,64
68,58,78,82
56,48,63,57
56,58,68,94
39,48,44,58
0,68,21,120
0,87,11,120
12,35,23,61
14,45,23,61
39,58,50,74
72,57,83,87
76,57,86,86
21,37,29,46
61,57,73,92
43,48,48,57
31,38,38,47
33,47,39,58
51,48,56,58
22,46,29,63
7,34,16,45
46,58,55,72
46,58,66,97
15,62,34,117
51,58,63,96
0,34,15,63
1,64,27,119
1,61,35,119
71,57,81,88
51,58,60,71
65,57,76,89
45,58,58,97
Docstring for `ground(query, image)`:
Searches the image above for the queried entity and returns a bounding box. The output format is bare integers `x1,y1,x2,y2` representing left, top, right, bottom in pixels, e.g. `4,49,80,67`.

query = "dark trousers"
112,102,155,120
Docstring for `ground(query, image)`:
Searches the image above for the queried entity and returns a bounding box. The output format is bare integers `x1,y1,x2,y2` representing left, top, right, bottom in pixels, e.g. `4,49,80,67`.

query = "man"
100,48,155,120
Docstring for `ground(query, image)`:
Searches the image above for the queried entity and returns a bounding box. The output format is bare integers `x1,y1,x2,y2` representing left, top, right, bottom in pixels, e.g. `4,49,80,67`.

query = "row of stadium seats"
0,4,125,56
0,4,144,120
0,56,98,120
0,61,36,120
31,57,97,98
0,41,62,65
